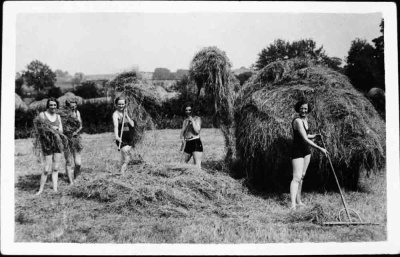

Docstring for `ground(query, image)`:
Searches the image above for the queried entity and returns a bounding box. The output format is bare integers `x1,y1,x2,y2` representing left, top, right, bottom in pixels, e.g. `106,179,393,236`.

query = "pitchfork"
318,130,379,226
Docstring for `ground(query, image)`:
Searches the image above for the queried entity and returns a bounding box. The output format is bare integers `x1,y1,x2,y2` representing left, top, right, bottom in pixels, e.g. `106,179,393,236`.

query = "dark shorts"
41,143,62,156
291,145,311,159
184,138,203,154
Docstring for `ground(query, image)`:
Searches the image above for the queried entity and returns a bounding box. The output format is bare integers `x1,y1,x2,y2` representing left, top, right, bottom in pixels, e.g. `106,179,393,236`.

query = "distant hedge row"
15,100,216,139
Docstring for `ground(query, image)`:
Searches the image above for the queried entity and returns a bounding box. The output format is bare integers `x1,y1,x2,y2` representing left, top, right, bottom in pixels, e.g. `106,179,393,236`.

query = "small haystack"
108,70,162,145
15,93,28,111
83,96,112,105
236,58,385,190
29,98,48,112
189,46,237,164
57,92,84,106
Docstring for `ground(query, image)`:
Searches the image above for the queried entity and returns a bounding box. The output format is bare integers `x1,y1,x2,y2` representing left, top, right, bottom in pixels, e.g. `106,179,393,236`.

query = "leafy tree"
372,19,385,90
152,68,176,80
73,81,100,99
22,60,57,91
235,71,253,86
15,72,24,95
344,38,377,93
175,69,189,79
255,39,342,71
54,69,70,78
47,86,63,98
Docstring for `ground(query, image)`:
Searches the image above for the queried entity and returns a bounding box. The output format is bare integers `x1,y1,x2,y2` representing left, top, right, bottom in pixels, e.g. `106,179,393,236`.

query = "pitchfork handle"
118,110,126,151
319,130,353,222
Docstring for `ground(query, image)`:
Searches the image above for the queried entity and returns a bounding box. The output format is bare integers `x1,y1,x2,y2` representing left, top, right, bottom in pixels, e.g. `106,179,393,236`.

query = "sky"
15,11,383,75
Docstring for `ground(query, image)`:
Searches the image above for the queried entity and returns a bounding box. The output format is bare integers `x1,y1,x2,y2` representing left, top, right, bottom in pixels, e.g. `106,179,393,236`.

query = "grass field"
14,129,386,243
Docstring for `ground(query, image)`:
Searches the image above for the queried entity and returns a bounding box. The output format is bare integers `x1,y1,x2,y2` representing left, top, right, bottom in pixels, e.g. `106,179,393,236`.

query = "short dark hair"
46,98,59,109
183,102,194,114
65,98,77,107
294,98,312,113
114,97,127,106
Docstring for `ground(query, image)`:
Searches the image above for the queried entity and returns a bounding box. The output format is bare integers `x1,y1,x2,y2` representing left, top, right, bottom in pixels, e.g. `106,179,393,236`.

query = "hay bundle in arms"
189,46,238,164
108,70,161,145
58,108,83,152
32,115,70,158
236,57,385,190
189,46,236,123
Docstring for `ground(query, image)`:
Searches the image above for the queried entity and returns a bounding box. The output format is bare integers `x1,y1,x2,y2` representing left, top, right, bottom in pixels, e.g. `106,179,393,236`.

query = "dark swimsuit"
291,118,311,159
115,115,134,148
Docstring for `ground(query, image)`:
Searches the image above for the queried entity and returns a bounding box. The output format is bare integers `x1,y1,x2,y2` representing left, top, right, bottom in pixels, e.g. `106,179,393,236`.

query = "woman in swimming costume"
112,97,135,176
290,98,328,210
180,104,203,168
35,98,64,195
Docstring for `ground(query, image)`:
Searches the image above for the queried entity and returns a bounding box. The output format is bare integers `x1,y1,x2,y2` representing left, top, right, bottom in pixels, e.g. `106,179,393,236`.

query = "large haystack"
108,70,162,145
189,46,237,164
15,93,28,111
236,58,385,191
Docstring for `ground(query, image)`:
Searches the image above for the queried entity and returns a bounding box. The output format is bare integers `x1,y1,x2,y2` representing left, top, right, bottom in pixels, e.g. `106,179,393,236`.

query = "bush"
73,81,101,99
47,86,63,98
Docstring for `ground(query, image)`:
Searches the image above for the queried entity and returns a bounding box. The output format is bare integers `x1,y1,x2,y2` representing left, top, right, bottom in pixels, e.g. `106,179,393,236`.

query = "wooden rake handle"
118,110,126,151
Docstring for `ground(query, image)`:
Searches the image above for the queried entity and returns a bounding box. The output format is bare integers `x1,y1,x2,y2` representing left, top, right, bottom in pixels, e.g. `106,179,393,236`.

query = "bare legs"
73,151,82,179
290,154,310,210
36,153,61,195
65,150,82,184
183,151,202,169
120,145,131,176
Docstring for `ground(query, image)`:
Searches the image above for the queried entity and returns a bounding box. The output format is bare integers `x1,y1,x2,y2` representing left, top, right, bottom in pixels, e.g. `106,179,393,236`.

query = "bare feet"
297,202,307,208
35,191,43,196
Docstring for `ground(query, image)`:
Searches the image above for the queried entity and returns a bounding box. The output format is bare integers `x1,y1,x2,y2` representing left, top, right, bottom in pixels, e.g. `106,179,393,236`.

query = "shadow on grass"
15,174,41,192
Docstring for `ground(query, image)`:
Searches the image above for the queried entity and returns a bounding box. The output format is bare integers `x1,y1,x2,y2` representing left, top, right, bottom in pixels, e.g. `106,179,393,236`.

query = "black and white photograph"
2,1,399,255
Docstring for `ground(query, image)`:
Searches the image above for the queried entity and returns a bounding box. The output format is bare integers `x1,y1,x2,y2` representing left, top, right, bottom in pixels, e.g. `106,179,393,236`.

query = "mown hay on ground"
235,58,386,191
66,163,243,218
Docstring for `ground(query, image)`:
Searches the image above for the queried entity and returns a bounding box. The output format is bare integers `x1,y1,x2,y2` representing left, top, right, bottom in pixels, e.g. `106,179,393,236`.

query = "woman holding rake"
112,97,135,176
290,98,329,210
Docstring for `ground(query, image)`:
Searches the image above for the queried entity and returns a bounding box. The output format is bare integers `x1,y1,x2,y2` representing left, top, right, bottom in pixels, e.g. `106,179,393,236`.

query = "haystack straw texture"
109,71,161,145
58,92,84,106
189,46,237,164
83,96,112,105
57,107,83,153
15,93,28,111
236,58,385,190
29,98,48,112
32,115,70,159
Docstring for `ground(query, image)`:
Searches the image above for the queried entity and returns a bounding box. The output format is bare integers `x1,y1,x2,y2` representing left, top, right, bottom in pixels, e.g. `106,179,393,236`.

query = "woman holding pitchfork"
112,97,135,176
180,104,203,168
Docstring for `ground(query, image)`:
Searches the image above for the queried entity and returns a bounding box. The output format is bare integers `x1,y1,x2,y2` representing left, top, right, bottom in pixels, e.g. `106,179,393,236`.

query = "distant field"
14,129,386,243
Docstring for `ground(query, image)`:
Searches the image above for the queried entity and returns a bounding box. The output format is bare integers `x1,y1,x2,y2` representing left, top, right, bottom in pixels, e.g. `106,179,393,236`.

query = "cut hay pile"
236,58,385,190
66,163,243,218
108,70,162,145
189,46,237,164
15,93,28,111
